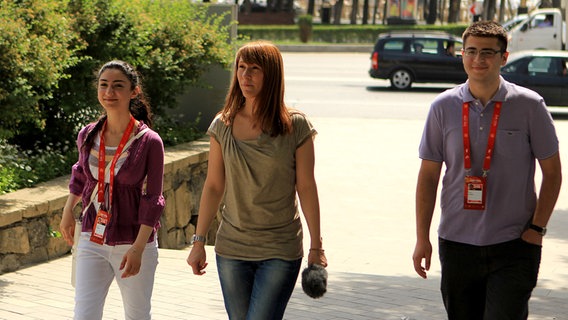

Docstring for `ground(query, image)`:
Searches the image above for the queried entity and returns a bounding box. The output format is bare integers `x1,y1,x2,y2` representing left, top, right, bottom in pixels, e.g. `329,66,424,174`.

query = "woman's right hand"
60,208,76,246
60,194,81,246
186,244,208,275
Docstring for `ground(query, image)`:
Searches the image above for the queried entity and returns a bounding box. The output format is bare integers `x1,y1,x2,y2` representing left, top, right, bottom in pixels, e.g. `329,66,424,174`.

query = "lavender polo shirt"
419,77,558,246
69,122,165,245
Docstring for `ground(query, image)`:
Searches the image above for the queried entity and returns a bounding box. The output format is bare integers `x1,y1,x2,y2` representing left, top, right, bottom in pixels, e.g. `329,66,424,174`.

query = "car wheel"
390,69,413,90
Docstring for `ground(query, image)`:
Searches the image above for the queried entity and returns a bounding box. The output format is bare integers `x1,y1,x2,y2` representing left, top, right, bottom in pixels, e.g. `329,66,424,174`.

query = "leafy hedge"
238,24,469,44
0,0,234,194
0,0,82,142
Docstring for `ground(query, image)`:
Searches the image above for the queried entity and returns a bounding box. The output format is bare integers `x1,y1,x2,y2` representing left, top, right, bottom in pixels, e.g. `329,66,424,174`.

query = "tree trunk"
439,0,445,23
498,0,505,22
482,0,496,21
382,0,388,24
362,0,370,24
308,0,315,15
372,0,380,24
334,0,344,24
426,0,437,24
350,0,359,24
447,0,460,23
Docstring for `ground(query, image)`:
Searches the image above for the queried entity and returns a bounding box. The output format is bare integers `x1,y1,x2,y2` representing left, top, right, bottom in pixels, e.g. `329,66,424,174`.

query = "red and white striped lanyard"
462,101,502,177
97,115,135,209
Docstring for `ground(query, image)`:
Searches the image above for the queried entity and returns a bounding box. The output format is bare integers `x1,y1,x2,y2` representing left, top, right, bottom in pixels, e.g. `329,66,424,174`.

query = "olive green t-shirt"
208,111,316,261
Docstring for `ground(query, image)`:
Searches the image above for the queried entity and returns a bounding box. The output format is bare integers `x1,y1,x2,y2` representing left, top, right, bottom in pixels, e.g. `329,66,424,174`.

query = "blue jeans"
216,255,302,320
439,238,541,320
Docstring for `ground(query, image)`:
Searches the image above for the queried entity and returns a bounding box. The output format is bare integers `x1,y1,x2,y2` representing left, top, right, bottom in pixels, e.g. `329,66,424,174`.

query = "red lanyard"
462,102,502,176
97,115,136,207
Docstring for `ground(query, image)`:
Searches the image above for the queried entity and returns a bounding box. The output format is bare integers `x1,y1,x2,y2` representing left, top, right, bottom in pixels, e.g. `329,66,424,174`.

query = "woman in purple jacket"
60,60,165,320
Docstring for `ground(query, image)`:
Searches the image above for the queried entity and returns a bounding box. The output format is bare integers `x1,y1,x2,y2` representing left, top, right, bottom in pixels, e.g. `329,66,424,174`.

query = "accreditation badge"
90,209,111,245
463,176,486,210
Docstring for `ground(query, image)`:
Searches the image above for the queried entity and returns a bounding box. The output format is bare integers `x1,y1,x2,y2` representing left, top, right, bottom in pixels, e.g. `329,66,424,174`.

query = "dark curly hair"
82,60,153,151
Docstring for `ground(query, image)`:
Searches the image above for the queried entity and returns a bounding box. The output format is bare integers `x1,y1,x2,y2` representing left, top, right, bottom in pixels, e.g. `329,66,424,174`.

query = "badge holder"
464,175,486,210
90,209,111,245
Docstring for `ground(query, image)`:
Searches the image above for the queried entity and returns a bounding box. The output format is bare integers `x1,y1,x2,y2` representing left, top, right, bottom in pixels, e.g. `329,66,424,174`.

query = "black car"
369,31,467,90
501,50,568,106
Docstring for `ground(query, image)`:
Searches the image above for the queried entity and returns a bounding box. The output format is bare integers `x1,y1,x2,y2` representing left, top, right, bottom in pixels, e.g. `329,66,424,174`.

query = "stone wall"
0,139,215,274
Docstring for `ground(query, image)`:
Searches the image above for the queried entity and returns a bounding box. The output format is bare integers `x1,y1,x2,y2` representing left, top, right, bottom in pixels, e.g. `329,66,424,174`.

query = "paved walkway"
1,117,568,319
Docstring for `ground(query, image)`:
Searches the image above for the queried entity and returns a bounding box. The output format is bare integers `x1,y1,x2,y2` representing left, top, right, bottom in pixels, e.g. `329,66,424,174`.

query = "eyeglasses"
462,48,503,58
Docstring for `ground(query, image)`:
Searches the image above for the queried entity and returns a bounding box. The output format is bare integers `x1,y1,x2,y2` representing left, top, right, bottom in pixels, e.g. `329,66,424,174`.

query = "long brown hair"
220,41,292,136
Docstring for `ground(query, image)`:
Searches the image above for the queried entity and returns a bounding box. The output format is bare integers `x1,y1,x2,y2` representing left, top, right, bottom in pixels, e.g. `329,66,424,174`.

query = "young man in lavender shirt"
412,21,562,319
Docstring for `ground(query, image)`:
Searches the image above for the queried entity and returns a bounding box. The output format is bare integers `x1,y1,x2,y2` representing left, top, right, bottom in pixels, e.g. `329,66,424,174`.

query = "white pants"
74,233,159,320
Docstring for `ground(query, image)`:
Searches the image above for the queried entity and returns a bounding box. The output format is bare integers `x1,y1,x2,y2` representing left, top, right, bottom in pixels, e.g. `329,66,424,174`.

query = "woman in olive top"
186,41,328,320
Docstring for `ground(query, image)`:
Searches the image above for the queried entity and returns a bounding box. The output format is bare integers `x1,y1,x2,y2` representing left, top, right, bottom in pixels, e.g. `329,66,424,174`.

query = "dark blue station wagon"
369,32,467,90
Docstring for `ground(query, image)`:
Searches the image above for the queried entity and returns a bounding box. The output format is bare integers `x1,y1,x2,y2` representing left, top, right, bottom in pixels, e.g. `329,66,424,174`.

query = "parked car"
501,50,568,106
369,31,467,90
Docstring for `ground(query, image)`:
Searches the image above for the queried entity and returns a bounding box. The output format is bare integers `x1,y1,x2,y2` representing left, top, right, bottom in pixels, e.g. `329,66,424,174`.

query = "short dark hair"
462,21,508,52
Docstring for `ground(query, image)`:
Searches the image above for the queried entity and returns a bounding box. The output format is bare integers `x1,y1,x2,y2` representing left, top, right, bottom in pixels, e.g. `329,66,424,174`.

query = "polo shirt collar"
461,76,508,106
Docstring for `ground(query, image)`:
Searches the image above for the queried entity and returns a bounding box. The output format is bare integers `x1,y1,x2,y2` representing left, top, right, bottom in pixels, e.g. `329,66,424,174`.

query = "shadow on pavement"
287,270,567,320
365,86,449,93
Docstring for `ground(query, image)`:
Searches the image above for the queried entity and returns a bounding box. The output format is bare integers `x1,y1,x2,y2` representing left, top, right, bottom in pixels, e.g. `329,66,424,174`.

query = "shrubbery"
238,24,469,44
0,0,234,194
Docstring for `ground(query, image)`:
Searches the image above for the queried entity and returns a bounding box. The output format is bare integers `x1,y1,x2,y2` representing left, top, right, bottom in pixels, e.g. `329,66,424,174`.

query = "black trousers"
439,238,541,320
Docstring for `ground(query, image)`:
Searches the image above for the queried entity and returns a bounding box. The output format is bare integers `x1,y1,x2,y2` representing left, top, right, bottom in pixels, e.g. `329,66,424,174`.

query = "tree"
334,0,344,24
425,0,438,24
372,0,380,24
350,0,359,24
307,0,315,15
1,0,233,152
362,0,370,24
447,0,460,23
0,0,81,143
483,0,497,21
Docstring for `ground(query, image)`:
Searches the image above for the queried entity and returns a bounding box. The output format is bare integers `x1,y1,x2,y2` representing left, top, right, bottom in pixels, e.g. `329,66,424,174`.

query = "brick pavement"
1,117,567,319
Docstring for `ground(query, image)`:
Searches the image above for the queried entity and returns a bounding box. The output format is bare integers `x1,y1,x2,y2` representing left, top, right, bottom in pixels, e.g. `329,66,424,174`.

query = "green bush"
0,0,82,142
0,0,235,194
238,24,469,44
51,0,234,143
0,138,78,194
0,141,21,193
298,15,313,43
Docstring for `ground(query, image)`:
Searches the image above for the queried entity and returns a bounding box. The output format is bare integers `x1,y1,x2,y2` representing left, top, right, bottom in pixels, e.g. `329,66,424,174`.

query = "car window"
528,57,553,75
502,58,528,74
529,14,547,28
543,58,565,76
442,40,462,57
383,40,406,53
412,39,439,55
502,15,528,31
